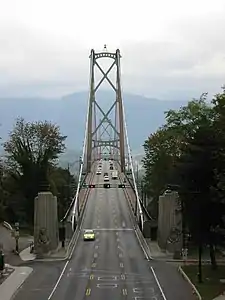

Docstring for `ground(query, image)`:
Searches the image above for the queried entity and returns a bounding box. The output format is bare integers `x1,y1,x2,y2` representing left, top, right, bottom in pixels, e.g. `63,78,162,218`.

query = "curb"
0,266,33,300
178,266,202,300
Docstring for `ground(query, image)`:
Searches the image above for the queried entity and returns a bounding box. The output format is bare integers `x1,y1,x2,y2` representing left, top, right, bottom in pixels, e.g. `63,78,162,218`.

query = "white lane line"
95,245,99,249
48,260,69,299
150,266,167,300
134,229,151,261
94,253,98,258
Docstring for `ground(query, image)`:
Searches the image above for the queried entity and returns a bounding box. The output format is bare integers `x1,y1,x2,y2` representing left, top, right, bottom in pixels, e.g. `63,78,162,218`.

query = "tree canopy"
142,88,225,267
0,118,76,227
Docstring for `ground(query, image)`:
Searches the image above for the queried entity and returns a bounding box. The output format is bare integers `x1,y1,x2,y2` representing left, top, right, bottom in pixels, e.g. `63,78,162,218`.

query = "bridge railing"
123,174,153,221
120,101,144,230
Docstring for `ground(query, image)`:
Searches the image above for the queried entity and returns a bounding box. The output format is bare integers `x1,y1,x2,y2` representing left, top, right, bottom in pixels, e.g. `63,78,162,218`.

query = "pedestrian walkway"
0,265,33,300
0,264,14,284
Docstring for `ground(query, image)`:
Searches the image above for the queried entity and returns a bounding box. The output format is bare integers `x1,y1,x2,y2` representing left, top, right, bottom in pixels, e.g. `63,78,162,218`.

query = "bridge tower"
86,46,126,172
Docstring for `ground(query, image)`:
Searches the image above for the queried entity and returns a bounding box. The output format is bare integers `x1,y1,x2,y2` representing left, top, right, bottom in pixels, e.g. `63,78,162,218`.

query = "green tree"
49,166,77,220
176,118,223,270
4,118,67,224
142,96,213,217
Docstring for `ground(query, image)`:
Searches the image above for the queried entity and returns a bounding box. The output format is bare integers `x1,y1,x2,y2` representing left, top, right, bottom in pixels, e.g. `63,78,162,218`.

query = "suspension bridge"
12,47,194,300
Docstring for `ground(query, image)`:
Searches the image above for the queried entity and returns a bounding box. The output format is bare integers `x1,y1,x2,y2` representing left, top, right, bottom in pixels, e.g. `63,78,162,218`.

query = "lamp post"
14,222,20,254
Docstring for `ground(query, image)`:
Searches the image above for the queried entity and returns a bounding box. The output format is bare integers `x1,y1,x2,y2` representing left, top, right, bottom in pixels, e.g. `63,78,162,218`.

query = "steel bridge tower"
86,46,126,172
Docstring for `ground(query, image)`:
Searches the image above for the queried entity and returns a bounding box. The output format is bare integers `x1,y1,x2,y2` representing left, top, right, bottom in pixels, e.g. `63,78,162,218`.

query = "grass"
182,265,225,300
187,246,224,260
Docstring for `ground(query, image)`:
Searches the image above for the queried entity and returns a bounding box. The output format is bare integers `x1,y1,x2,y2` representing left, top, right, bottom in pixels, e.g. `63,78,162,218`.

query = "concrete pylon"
34,192,59,256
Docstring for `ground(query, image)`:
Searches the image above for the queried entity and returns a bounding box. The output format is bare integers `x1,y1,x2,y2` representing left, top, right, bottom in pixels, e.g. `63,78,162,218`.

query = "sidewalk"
0,265,33,300
148,240,225,300
147,240,225,264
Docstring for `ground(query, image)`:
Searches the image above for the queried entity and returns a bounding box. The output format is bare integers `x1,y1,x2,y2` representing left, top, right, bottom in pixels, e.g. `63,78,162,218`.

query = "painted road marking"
97,225,100,228
116,232,119,235
119,253,123,258
97,283,118,289
90,274,94,280
123,288,128,295
92,263,96,268
84,228,133,231
120,262,124,268
48,260,69,299
98,276,118,281
121,274,126,280
95,245,99,249
134,297,158,300
133,287,155,294
117,238,120,242
96,232,100,235
96,238,99,242
150,266,167,300
94,253,98,258
86,288,91,296
122,221,126,227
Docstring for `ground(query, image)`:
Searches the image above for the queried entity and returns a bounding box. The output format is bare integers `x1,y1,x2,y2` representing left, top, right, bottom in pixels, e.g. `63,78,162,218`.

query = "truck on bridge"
111,170,118,180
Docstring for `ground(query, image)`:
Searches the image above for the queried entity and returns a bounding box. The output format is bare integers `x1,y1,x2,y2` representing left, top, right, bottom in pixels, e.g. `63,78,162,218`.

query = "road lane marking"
122,221,126,227
150,266,167,300
94,253,98,258
120,262,124,268
122,288,127,295
121,274,125,280
97,283,118,289
86,288,91,295
84,228,133,231
92,263,96,267
90,274,94,280
95,245,99,249
116,232,119,235
48,260,69,299
97,225,100,228
119,253,123,258
96,238,99,242
116,238,120,242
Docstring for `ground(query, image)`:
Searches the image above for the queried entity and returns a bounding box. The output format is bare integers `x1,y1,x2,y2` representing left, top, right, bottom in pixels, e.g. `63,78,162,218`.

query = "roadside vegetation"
142,87,225,295
0,118,77,230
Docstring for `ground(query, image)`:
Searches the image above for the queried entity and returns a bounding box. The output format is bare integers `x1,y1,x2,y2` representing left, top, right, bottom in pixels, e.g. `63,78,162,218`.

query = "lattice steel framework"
86,47,126,172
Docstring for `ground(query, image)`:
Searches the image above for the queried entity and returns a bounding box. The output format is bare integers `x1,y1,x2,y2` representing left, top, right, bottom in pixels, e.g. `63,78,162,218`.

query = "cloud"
0,0,225,99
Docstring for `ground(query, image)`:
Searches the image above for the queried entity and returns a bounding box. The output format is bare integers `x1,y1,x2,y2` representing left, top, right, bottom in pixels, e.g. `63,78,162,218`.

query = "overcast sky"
0,0,225,100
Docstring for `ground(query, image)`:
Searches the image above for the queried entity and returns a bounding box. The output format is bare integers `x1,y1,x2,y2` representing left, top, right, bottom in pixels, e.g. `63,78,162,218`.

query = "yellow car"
83,229,95,241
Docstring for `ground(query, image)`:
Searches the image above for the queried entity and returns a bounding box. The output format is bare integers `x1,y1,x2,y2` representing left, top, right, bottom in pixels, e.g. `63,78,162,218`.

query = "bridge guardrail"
124,174,153,221
117,173,152,260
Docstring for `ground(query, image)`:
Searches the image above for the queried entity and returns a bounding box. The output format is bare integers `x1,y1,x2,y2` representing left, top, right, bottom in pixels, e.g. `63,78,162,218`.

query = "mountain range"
0,90,187,166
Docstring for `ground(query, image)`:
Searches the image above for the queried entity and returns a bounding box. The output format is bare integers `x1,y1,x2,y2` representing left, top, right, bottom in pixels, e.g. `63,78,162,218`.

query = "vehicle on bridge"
104,174,109,181
112,170,118,179
83,229,95,241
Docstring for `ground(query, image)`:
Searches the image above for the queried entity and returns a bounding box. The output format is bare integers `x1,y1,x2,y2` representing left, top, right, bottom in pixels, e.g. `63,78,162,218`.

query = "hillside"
0,91,187,160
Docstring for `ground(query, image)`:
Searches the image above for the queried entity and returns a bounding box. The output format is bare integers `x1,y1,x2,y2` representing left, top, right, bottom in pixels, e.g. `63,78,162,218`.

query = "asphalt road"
13,161,195,300
47,161,165,300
